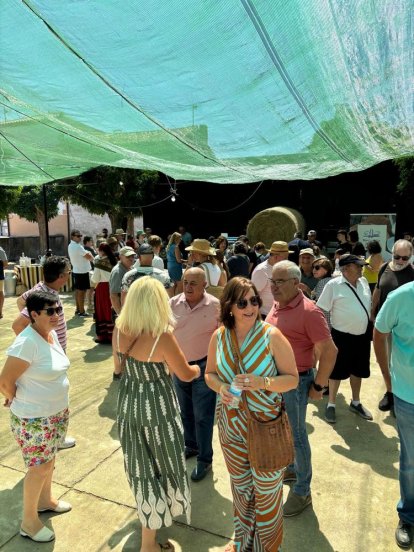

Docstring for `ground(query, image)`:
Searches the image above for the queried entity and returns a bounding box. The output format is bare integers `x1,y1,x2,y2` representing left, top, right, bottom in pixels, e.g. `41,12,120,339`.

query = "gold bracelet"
263,376,271,390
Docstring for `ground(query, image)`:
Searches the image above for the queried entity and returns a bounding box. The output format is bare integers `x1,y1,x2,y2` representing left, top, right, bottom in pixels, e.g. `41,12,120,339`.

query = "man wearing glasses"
251,241,292,319
371,239,414,413
11,256,76,449
266,260,337,517
68,229,94,317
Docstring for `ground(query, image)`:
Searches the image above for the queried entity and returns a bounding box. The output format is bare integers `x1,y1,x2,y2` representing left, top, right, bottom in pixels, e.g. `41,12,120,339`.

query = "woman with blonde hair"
166,232,184,294
113,276,200,552
205,277,298,551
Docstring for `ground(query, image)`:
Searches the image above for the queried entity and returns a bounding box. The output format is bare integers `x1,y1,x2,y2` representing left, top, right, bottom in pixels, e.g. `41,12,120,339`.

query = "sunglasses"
393,255,410,261
73,234,82,238
236,295,260,309
37,306,63,316
313,265,323,270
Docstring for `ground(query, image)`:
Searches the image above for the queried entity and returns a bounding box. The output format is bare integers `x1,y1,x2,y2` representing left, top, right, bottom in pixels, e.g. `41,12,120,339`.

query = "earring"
230,312,233,317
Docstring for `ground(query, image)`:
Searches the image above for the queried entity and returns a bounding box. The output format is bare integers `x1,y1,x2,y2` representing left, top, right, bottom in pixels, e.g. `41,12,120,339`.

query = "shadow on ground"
312,394,399,480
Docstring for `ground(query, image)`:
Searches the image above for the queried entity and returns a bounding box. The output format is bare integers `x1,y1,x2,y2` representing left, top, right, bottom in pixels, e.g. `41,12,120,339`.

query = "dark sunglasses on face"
236,295,260,309
37,306,63,316
73,234,82,238
393,255,410,261
313,265,323,270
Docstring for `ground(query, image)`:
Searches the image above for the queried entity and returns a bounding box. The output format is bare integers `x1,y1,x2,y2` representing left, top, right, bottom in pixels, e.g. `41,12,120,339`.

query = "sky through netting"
0,0,413,186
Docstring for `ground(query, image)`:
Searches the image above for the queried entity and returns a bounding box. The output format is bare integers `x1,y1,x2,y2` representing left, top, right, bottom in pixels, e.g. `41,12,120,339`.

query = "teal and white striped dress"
117,336,191,529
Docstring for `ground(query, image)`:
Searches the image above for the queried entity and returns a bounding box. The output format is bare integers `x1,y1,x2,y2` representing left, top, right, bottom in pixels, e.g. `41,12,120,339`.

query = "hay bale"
247,207,305,248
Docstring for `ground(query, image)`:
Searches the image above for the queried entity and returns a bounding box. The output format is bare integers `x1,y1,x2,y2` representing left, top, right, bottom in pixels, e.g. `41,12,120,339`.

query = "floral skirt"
10,408,69,467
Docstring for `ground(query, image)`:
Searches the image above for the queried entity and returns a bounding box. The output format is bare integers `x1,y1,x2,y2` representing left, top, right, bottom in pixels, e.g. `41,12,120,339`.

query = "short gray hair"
272,260,301,281
393,239,413,255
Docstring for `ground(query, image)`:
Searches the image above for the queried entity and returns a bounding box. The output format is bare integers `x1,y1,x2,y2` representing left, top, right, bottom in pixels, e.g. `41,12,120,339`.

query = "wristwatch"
312,381,327,392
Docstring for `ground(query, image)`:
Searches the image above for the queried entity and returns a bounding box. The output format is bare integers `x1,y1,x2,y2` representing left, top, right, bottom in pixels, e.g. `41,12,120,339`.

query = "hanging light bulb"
169,179,178,203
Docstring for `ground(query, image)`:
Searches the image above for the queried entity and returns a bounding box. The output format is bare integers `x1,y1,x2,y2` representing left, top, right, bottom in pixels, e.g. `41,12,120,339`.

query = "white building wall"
68,204,143,240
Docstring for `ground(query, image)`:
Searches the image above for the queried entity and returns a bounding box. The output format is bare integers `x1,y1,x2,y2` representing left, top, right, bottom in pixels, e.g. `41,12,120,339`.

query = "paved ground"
0,292,409,551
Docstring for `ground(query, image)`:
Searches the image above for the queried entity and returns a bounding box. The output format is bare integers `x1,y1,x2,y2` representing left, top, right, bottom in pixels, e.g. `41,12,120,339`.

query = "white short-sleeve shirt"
7,326,70,418
317,275,371,335
201,262,222,286
68,240,91,274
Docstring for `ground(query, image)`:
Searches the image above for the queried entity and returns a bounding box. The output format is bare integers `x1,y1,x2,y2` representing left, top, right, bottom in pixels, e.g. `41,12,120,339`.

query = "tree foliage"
393,156,414,195
62,166,160,230
0,184,64,252
12,184,63,222
0,187,20,219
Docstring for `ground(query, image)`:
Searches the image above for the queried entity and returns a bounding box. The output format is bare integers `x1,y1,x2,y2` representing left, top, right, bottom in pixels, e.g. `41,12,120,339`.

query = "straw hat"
267,241,293,254
185,239,216,256
115,228,126,235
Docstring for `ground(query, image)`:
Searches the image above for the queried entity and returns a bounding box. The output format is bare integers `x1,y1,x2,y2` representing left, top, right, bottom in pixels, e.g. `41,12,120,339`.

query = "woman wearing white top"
0,291,71,543
185,239,227,287
91,243,118,344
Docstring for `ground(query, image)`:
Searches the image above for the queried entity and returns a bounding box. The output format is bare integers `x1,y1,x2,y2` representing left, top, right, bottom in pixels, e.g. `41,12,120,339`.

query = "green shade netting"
0,0,413,186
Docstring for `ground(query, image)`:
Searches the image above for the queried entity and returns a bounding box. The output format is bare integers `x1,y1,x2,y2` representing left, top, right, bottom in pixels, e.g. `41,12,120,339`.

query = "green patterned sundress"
117,336,191,529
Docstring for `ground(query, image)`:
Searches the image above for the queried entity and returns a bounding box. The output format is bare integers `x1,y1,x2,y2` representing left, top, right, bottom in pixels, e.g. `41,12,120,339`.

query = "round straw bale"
247,207,305,248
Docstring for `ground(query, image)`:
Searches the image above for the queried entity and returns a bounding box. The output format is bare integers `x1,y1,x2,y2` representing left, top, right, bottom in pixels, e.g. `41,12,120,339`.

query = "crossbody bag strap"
229,329,254,420
345,282,370,322
201,263,212,286
119,335,139,372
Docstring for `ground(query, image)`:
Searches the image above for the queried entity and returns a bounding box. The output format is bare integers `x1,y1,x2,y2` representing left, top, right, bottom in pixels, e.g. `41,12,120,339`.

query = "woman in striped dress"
205,277,298,552
113,277,201,552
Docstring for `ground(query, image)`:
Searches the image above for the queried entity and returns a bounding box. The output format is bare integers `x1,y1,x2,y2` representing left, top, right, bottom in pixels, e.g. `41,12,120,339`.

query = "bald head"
183,267,207,307
184,267,206,282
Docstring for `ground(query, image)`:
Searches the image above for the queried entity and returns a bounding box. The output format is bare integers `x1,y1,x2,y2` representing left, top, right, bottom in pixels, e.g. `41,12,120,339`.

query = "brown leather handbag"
230,329,294,472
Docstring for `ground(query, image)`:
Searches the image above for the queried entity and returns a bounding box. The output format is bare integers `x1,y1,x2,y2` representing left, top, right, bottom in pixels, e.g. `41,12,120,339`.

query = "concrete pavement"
0,292,408,551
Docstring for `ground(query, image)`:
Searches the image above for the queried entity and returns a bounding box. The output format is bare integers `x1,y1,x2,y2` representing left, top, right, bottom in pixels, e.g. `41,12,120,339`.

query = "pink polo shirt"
169,292,220,362
265,291,330,372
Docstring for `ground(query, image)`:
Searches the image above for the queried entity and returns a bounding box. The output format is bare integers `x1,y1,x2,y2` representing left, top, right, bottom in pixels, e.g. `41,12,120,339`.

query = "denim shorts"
10,408,69,467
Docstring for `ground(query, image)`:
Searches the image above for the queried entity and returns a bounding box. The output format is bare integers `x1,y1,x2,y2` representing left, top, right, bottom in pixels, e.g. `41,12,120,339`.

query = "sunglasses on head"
393,255,410,261
37,306,63,316
236,295,260,309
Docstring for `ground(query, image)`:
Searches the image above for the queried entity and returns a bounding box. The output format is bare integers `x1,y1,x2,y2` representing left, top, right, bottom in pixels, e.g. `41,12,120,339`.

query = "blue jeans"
394,395,414,525
283,370,313,496
173,359,216,464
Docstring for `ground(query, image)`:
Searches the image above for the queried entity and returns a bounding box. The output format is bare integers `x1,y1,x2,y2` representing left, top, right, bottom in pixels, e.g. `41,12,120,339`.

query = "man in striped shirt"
12,256,76,449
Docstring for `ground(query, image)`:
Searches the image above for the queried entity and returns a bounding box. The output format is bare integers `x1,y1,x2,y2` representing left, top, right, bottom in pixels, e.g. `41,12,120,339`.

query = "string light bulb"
169,179,178,203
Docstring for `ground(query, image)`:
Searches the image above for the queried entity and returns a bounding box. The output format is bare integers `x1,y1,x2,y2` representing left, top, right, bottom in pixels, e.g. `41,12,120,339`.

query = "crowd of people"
0,224,413,550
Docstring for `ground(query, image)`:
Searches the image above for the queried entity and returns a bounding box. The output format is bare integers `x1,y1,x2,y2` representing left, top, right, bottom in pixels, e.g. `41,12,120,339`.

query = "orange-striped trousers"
218,404,283,552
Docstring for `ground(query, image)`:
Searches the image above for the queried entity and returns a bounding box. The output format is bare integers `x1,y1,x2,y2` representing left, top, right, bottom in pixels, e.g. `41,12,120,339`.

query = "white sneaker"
57,436,76,450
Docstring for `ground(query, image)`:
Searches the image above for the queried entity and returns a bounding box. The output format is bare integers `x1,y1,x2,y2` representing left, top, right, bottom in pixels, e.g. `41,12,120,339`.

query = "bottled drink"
228,381,242,408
